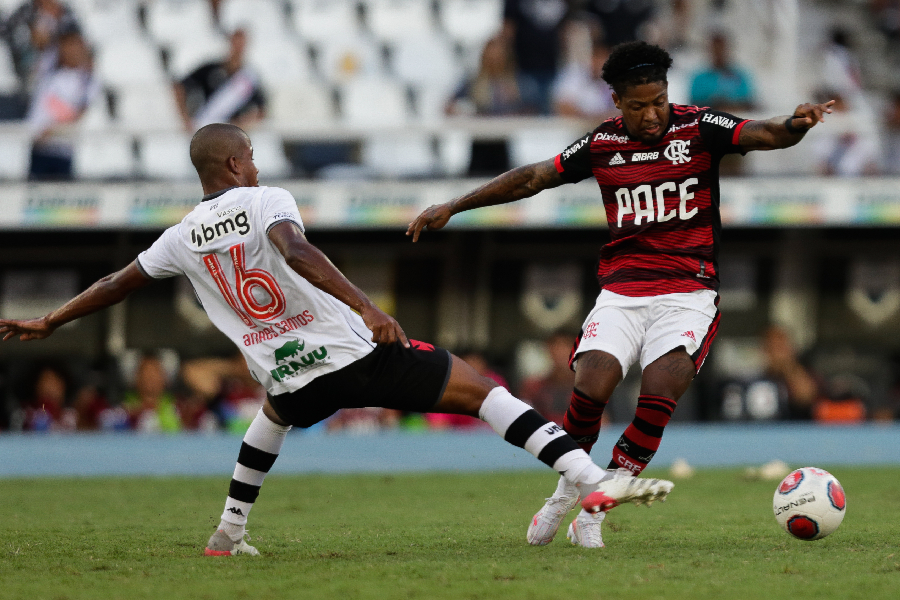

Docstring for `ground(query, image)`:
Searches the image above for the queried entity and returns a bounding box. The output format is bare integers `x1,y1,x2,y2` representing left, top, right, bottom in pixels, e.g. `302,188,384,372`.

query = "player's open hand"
360,304,409,347
0,317,55,341
406,203,453,242
790,100,835,130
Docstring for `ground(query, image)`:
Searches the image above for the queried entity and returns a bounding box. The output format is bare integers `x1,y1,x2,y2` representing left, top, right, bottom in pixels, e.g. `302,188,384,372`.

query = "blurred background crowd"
1,0,899,434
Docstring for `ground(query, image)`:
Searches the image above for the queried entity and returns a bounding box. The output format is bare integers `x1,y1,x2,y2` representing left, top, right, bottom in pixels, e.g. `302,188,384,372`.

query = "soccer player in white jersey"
0,123,674,556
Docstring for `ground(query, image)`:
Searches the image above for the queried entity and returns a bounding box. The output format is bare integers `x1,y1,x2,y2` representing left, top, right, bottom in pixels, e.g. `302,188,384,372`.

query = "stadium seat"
391,35,461,93
439,0,503,49
316,36,383,83
436,130,472,177
74,0,143,45
219,0,289,37
509,127,583,168
249,131,291,179
79,91,113,132
340,78,409,127
0,44,19,94
73,132,136,179
167,34,229,80
145,0,219,48
115,83,183,133
362,0,435,43
246,37,313,89
289,0,361,44
95,39,167,88
268,83,334,127
362,133,436,178
138,132,194,180
0,130,31,180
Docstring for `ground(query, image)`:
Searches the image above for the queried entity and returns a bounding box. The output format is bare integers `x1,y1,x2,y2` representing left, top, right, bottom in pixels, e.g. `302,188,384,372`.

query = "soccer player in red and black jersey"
408,41,834,548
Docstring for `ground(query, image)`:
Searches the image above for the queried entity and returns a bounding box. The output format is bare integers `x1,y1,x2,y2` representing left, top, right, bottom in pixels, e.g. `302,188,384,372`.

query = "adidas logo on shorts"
609,152,625,166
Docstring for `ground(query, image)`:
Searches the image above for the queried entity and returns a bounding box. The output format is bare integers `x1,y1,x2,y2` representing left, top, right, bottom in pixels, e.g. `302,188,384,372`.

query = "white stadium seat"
145,0,218,47
73,132,136,179
436,130,472,177
139,132,195,180
95,39,167,88
268,83,334,127
340,78,409,127
362,0,435,43
246,37,313,89
75,0,143,45
391,34,461,94
509,128,582,168
116,83,183,133
362,133,436,178
249,131,291,179
289,0,361,44
316,36,383,83
0,130,32,180
219,0,289,37
0,44,19,94
78,91,113,132
167,34,229,80
439,0,503,48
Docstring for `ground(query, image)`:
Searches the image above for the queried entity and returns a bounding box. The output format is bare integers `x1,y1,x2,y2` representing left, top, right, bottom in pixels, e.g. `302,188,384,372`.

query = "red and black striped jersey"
555,104,750,297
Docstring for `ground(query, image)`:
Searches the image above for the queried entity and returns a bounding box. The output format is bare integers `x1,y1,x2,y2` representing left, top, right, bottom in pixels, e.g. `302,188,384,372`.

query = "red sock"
609,394,676,474
562,388,607,453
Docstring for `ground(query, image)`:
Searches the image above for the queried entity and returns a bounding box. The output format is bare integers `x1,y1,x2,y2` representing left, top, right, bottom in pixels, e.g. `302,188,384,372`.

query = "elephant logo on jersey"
664,139,691,164
275,339,305,364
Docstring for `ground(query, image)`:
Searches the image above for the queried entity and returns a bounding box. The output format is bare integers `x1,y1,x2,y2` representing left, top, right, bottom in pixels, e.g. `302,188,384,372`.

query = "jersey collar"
201,186,239,202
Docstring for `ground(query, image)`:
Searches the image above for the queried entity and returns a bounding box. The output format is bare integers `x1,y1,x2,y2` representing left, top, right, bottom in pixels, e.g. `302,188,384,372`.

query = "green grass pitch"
2,467,899,600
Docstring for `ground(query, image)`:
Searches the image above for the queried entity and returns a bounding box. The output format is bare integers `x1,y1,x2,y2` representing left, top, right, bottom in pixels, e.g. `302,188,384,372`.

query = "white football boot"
580,468,674,514
204,529,260,556
566,510,606,548
526,477,580,546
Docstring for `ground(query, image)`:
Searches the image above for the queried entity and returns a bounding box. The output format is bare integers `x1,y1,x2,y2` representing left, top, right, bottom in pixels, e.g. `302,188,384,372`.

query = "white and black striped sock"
478,387,604,486
218,408,291,541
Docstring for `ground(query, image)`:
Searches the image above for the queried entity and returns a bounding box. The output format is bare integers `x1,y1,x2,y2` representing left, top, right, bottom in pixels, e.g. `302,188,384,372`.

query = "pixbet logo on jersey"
664,139,691,164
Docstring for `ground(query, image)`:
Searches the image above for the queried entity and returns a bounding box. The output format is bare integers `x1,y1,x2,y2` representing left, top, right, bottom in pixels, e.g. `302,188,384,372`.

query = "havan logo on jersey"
701,113,736,129
190,210,251,248
270,339,329,382
562,135,590,160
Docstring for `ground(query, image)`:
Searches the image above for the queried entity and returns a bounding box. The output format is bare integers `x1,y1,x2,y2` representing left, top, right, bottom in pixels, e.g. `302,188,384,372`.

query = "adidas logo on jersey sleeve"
609,152,626,165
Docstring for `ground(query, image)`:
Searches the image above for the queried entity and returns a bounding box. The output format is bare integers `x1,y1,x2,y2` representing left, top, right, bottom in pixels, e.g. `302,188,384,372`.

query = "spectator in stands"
762,325,820,421
25,30,98,180
882,91,900,175
502,0,570,115
518,332,577,425
20,364,76,431
447,36,531,117
871,0,900,45
822,28,864,98
581,0,655,47
0,0,80,93
123,355,181,433
689,32,755,113
173,28,265,133
326,407,400,433
181,352,266,434
812,91,880,177
552,40,616,120
424,351,505,429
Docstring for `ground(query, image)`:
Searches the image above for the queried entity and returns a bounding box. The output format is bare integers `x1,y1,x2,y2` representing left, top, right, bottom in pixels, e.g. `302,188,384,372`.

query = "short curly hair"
601,41,673,96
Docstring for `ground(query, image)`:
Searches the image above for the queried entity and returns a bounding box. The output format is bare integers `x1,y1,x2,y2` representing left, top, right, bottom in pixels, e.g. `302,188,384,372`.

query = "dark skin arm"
738,100,835,151
0,262,153,341
406,158,564,241
268,221,409,346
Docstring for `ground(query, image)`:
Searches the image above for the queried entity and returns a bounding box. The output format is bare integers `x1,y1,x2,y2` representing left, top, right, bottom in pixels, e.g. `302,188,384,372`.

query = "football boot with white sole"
566,510,606,548
204,529,260,556
526,492,580,546
581,468,674,514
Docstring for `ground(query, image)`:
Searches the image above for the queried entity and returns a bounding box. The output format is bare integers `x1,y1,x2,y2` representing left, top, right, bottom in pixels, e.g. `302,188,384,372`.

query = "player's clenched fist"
406,203,453,242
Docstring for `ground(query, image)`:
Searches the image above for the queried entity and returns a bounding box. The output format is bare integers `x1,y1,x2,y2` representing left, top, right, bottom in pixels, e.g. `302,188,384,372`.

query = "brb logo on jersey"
664,139,691,165
190,210,251,248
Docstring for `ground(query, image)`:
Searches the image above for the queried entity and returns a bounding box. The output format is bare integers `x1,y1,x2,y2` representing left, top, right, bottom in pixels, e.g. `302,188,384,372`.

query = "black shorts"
267,340,452,428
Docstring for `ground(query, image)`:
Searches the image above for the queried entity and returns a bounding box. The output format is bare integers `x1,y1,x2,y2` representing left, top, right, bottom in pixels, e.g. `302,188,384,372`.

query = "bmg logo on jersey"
190,210,251,248
664,139,691,164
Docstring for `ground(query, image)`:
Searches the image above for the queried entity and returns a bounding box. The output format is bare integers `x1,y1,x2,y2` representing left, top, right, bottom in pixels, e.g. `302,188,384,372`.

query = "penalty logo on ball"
773,467,846,541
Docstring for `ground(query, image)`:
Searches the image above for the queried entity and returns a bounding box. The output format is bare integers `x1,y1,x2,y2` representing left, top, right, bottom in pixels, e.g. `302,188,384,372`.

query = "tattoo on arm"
449,159,564,215
738,117,806,151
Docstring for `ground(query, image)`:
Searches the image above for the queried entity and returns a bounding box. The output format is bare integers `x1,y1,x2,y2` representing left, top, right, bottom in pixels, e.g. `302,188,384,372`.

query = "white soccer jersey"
137,186,375,395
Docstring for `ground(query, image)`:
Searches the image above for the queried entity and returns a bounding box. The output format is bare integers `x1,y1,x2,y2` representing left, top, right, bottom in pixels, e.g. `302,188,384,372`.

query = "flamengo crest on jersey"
554,105,750,297
136,186,375,395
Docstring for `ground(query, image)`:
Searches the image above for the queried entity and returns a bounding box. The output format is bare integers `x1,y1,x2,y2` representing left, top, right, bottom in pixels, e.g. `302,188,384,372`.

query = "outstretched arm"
268,221,409,347
406,158,564,242
738,100,835,151
0,261,152,341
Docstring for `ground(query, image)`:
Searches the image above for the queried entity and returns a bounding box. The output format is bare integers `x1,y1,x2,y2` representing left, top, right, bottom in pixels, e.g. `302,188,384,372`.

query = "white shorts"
573,289,720,377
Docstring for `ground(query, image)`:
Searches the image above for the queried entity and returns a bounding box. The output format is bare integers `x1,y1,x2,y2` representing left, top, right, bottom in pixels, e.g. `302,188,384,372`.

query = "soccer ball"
773,467,846,541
